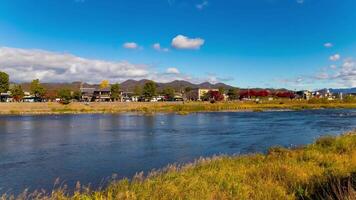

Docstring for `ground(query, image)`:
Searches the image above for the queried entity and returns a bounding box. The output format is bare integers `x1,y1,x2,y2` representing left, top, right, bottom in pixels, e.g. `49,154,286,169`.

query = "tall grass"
2,131,355,200
0,100,356,115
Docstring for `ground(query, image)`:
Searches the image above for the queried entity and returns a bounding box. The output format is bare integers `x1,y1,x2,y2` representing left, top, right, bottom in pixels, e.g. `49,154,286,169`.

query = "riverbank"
2,131,355,200
0,101,356,115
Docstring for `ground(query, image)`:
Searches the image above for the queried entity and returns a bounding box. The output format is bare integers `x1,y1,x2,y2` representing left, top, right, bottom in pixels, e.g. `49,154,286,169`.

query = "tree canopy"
162,87,175,100
143,81,157,99
100,80,110,89
58,88,72,104
10,84,24,102
0,71,9,93
111,83,121,101
30,79,45,98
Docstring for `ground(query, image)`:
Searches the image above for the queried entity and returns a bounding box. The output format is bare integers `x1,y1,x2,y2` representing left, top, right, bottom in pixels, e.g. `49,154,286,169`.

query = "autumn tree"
143,81,157,99
10,85,24,102
0,71,9,93
100,80,110,89
30,79,45,98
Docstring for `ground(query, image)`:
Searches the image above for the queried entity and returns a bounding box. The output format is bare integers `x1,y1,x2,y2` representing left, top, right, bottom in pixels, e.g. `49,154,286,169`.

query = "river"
0,109,355,194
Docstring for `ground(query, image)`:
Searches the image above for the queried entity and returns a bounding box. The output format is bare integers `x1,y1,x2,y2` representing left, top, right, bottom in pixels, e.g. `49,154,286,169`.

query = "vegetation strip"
0,101,356,115
2,131,356,200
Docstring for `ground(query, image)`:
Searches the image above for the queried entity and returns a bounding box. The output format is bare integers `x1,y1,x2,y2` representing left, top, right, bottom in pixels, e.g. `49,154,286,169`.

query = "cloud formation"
0,46,229,85
123,42,139,49
0,47,149,83
329,54,341,61
166,67,180,74
153,43,169,52
171,35,205,50
324,43,333,48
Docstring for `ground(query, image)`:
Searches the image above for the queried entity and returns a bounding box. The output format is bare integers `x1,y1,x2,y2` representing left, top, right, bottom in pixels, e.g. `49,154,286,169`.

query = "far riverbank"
0,101,356,115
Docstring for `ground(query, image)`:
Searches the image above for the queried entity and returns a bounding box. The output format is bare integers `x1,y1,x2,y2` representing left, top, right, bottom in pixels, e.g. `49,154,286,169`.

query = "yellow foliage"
99,80,110,89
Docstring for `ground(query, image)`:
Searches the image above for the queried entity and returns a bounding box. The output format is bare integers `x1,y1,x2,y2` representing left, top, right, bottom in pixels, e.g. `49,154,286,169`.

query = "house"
93,88,111,102
80,87,96,102
22,92,42,102
80,87,118,102
296,90,312,100
0,92,12,102
314,89,333,100
187,88,219,101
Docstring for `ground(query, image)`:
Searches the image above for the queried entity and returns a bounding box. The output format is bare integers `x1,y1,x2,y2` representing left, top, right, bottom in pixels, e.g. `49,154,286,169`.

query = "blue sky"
0,0,355,89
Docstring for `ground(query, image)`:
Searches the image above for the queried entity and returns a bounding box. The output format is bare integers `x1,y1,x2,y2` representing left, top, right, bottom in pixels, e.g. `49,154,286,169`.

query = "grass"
2,131,356,200
0,100,356,115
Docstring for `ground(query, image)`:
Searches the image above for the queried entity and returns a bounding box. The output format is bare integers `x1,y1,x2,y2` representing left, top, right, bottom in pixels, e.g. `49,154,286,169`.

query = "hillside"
19,80,235,92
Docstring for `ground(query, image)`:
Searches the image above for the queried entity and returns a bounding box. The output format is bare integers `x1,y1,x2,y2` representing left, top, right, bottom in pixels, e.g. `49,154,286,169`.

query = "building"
80,87,118,102
80,88,96,102
187,88,219,101
296,90,312,100
0,92,12,102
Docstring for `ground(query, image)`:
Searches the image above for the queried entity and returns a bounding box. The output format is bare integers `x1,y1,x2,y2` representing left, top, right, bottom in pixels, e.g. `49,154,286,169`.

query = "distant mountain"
329,88,356,94
121,79,235,92
19,80,236,92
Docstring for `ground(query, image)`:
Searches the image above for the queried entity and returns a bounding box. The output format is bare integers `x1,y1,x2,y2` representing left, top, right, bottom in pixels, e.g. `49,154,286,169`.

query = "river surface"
0,109,355,194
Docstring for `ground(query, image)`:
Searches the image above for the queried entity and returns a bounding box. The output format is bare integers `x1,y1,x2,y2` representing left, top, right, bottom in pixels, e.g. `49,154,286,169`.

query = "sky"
0,0,355,89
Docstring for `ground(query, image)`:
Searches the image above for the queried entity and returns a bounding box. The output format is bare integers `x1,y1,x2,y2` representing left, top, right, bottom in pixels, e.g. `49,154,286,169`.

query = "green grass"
2,131,356,200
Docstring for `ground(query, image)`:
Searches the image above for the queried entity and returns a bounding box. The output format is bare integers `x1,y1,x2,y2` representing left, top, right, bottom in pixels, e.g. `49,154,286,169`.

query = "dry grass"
1,131,356,200
0,100,356,115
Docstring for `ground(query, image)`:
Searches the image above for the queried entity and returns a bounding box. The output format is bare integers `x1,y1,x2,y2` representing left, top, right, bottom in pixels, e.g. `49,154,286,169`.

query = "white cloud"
324,43,333,48
123,42,139,49
171,35,205,50
166,67,180,74
0,46,230,85
329,54,340,61
296,0,304,4
196,1,209,10
0,47,148,83
153,43,169,52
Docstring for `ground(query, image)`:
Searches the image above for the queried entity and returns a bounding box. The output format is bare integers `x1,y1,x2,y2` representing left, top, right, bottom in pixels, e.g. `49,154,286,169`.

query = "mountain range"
19,80,235,92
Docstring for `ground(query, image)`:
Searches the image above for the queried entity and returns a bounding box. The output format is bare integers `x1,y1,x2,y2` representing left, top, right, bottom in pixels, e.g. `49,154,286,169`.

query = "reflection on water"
0,109,355,194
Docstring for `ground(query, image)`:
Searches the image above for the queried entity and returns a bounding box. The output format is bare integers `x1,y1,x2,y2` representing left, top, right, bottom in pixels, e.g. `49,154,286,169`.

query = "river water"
0,109,355,194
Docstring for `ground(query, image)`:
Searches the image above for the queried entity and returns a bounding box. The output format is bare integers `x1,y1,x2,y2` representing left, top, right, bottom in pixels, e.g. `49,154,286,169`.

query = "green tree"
227,88,239,100
0,71,9,93
10,84,24,102
30,79,45,98
184,87,192,93
163,87,175,100
111,83,121,101
72,90,82,101
58,88,72,104
133,85,142,96
218,87,226,94
143,81,157,99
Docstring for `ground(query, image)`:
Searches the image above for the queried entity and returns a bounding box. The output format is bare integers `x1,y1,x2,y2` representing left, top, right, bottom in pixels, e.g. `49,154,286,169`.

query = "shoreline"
0,101,356,116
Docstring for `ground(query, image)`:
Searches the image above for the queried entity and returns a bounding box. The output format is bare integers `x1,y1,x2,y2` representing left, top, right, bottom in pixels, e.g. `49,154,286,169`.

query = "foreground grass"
2,131,356,200
0,100,356,115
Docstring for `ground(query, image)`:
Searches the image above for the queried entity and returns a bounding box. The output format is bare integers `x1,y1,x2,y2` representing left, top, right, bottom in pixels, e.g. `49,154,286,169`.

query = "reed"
0,100,355,115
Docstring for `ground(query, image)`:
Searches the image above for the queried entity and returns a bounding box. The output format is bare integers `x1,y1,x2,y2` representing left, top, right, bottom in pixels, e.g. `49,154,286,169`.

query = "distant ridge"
19,80,235,92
